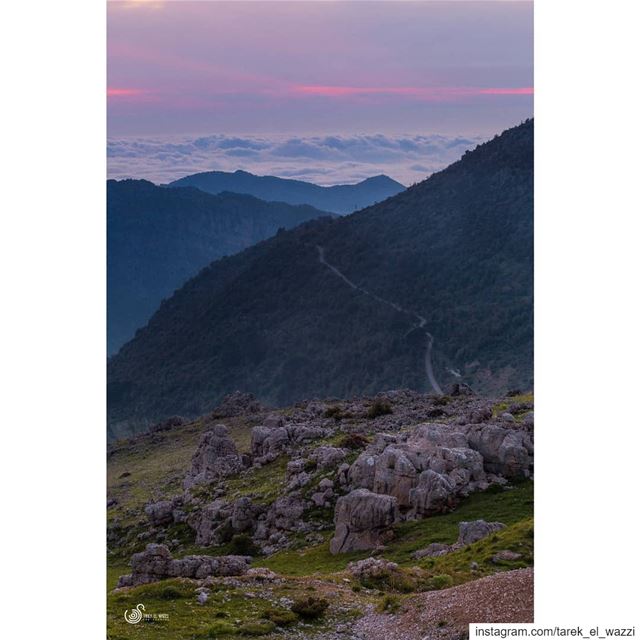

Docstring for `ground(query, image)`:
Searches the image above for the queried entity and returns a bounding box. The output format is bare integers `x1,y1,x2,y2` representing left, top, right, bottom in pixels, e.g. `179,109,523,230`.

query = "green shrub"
263,608,298,626
135,579,191,601
337,433,370,449
324,406,344,420
238,620,276,636
291,595,329,619
367,401,393,419
428,574,453,590
303,459,318,472
158,585,183,600
358,567,416,593
206,621,237,637
229,533,259,556
377,594,401,614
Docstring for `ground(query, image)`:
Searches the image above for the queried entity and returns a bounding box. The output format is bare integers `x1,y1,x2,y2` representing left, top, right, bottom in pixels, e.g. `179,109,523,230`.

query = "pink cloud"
292,85,533,101
107,87,147,98
478,87,534,95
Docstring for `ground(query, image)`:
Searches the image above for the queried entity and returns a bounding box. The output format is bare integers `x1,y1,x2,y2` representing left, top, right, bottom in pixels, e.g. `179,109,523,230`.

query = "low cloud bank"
107,132,485,187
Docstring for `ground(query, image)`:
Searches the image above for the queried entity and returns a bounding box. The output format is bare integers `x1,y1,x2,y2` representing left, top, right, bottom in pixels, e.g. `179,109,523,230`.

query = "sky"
108,0,533,185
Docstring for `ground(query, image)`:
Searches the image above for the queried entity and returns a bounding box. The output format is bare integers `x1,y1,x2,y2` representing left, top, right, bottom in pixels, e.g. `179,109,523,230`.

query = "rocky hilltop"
107,387,533,638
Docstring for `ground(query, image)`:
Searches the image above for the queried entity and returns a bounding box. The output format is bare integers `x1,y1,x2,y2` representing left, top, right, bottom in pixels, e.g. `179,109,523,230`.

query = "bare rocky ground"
107,386,533,639
352,567,533,640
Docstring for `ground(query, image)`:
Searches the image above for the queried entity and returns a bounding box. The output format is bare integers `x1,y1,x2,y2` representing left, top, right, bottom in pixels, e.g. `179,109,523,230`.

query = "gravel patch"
352,568,533,640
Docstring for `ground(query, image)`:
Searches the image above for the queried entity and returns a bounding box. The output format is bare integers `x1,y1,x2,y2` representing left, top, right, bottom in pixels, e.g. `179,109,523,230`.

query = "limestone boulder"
231,497,258,533
409,469,457,517
330,489,398,554
193,499,232,546
116,544,251,587
144,500,176,527
266,493,306,532
457,519,506,545
309,446,347,470
464,424,533,478
184,425,243,488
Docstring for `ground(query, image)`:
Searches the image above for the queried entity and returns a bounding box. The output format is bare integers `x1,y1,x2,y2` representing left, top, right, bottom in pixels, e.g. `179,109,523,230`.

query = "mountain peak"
168,169,405,214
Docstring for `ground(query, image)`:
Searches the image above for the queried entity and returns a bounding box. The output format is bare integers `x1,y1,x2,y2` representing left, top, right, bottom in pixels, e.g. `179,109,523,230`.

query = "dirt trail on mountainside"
353,568,534,640
316,245,444,395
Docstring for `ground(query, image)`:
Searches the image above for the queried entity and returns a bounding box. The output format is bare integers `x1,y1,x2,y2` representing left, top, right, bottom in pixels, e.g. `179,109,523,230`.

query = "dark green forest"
108,180,329,354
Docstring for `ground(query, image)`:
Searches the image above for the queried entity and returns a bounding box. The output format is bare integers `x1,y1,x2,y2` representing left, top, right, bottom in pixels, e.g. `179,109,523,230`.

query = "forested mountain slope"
108,120,533,435
108,180,329,354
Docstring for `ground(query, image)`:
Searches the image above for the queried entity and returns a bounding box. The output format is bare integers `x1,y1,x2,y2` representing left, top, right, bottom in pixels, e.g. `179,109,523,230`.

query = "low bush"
238,620,276,636
303,459,318,472
362,570,415,593
206,621,237,637
158,585,183,600
291,595,329,619
337,433,370,449
135,579,191,601
377,594,401,614
263,608,298,626
229,533,259,556
367,401,393,419
428,574,454,590
431,395,451,407
324,406,344,421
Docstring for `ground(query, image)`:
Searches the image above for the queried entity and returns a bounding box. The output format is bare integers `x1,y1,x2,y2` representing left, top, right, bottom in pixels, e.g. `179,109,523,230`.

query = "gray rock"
492,550,522,562
309,446,347,470
184,425,244,488
464,424,533,478
231,497,257,533
193,499,232,546
267,493,306,532
263,414,285,429
330,489,398,554
209,391,265,418
318,478,334,491
116,544,251,587
457,520,506,545
347,557,399,580
285,459,306,480
347,423,486,518
409,469,456,516
412,543,451,559
144,500,175,527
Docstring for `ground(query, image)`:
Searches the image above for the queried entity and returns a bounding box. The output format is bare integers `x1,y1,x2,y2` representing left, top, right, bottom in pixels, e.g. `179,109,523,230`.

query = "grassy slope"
107,400,533,639
257,480,533,577
108,480,533,639
108,416,257,527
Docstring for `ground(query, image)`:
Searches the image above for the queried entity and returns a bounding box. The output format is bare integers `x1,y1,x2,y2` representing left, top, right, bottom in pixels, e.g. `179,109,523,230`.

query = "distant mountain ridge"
108,120,533,436
168,170,405,214
108,179,330,354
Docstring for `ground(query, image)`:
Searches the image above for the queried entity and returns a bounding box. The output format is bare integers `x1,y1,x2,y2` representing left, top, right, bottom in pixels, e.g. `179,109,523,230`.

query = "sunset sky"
108,0,533,184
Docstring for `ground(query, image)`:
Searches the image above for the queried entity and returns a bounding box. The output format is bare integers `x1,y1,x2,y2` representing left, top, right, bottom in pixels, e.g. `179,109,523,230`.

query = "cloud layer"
107,132,486,186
